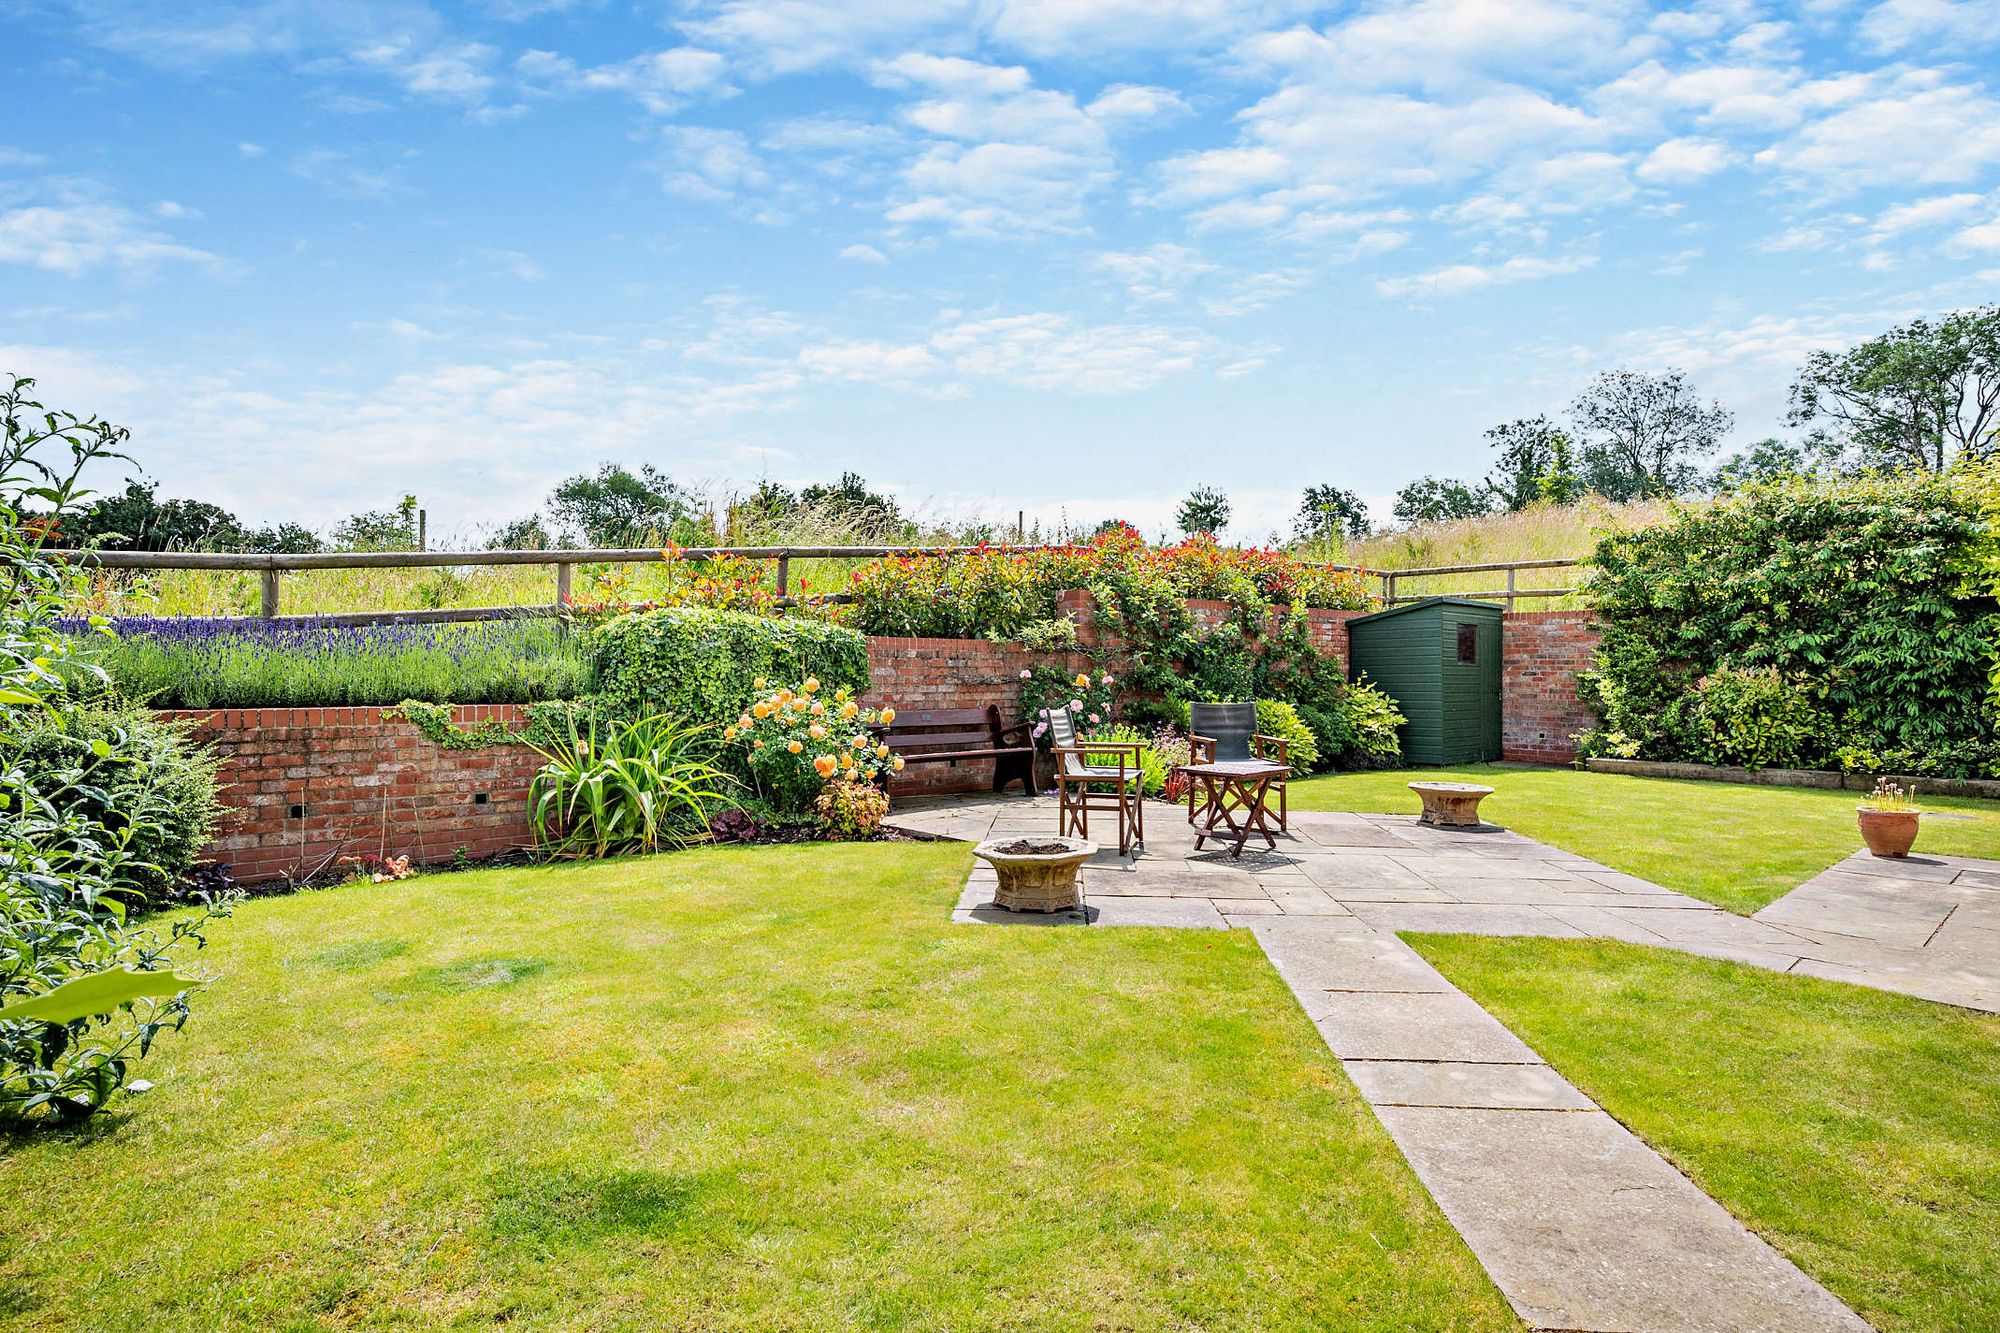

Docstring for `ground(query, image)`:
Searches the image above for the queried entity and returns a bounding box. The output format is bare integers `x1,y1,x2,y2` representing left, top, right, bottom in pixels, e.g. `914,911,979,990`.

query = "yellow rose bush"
734,680,903,813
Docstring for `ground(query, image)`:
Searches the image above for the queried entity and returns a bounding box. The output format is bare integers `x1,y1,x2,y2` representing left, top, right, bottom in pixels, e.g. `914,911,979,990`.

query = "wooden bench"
880,706,1036,795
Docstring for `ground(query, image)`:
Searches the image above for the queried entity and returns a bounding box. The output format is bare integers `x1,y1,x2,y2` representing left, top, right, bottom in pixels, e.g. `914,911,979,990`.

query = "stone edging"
1579,756,2000,802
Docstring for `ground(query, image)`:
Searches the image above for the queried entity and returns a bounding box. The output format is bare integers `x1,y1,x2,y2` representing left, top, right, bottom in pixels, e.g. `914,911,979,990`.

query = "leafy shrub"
1299,678,1406,770
3,372,233,1124
1077,724,1174,796
588,608,869,729
7,697,222,900
1012,617,1078,651
526,713,733,858
80,616,587,708
1581,470,2000,775
1253,699,1321,772
815,778,890,840
1662,668,1833,770
730,679,899,813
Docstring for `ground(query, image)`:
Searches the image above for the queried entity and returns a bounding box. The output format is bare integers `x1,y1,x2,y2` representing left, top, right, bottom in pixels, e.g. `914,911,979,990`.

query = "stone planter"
973,836,1095,912
1857,807,1920,859
1409,781,1496,828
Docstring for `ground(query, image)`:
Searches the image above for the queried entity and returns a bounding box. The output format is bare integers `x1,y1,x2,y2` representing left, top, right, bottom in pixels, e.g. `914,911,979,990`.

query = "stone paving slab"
1346,901,1588,938
1345,1060,1596,1111
1248,919,1456,995
1310,989,1546,1062
1375,1105,1871,1333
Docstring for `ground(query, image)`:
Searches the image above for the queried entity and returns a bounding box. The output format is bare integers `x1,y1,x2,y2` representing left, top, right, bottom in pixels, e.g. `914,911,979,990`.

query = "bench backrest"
883,706,1005,753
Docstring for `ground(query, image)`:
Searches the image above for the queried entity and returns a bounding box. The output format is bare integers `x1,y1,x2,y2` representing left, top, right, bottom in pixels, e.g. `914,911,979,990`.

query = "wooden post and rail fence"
53,545,1587,628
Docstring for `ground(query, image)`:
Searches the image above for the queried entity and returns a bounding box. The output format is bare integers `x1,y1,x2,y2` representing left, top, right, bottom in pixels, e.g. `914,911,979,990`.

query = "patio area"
889,791,2000,1333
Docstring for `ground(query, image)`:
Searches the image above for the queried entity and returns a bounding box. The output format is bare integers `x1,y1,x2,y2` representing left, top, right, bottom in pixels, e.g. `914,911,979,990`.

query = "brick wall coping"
161,703,534,731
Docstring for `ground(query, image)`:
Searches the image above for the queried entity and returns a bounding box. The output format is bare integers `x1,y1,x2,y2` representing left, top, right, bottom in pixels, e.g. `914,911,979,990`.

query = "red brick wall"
1501,611,1601,764
1057,590,1363,668
168,705,542,885
864,637,1089,795
178,602,1605,882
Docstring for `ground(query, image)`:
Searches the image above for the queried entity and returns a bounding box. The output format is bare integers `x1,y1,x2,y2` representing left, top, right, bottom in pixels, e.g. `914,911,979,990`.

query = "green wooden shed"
1345,597,1504,765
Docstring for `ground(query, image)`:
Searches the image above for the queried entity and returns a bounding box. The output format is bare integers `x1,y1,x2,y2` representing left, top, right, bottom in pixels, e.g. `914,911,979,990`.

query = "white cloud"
517,46,732,114
1756,78,2000,188
0,203,220,275
1083,84,1190,126
930,312,1209,391
1954,215,2000,251
289,147,406,199
869,53,1166,236
838,243,888,263
1374,253,1595,299
655,127,770,203
1858,0,2000,53
1237,1,1641,94
1871,191,1986,232
1636,136,1735,184
1094,242,1217,301
0,147,47,169
237,142,264,158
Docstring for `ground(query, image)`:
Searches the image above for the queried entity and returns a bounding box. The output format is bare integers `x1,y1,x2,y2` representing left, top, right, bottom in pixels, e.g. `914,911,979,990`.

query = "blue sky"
3,0,1998,542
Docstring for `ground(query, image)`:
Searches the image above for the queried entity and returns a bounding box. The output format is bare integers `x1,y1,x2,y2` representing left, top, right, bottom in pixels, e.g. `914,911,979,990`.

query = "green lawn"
1412,935,2000,1333
0,844,1517,1332
1290,764,2000,913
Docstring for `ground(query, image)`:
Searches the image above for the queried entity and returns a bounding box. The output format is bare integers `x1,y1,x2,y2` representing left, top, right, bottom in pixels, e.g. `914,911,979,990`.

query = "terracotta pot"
1857,807,1920,859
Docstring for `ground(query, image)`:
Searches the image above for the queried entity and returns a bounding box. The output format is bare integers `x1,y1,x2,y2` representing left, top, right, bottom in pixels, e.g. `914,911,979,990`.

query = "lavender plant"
72,615,588,708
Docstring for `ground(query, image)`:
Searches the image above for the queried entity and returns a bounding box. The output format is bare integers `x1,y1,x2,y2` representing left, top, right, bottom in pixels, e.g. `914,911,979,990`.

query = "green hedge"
1580,470,2000,776
586,608,871,728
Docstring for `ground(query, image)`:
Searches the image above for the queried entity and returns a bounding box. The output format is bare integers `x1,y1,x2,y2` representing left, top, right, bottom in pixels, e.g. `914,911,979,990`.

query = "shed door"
1442,614,1503,762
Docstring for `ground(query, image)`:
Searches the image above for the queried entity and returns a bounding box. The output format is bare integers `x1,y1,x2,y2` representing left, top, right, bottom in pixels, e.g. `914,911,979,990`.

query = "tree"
1787,306,2000,472
548,464,693,547
1568,368,1732,500
487,515,555,550
1176,486,1230,537
1535,434,1583,505
68,481,244,551
332,495,420,551
798,472,901,537
1393,476,1489,526
1483,416,1568,510
240,521,322,554
1707,437,1830,492
1293,484,1371,541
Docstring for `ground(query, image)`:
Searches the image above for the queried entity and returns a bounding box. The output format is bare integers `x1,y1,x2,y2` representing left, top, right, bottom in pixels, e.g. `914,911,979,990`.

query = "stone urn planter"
1857,808,1920,859
1408,781,1496,828
973,836,1095,912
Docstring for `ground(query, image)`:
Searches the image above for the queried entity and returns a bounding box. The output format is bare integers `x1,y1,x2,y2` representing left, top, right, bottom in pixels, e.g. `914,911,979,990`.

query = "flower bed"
71,616,588,708
845,529,1375,640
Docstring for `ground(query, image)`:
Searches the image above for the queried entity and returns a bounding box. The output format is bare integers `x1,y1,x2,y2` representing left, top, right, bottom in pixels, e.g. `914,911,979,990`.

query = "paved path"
888,794,2000,1331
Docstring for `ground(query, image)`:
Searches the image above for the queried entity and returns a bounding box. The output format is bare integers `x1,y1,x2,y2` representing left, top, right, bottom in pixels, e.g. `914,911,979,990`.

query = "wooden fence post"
259,568,281,619
555,562,572,606
1505,565,1517,613
775,554,790,596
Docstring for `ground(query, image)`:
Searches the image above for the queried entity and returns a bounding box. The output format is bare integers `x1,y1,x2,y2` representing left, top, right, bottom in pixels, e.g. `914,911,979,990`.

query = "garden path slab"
895,792,2000,1329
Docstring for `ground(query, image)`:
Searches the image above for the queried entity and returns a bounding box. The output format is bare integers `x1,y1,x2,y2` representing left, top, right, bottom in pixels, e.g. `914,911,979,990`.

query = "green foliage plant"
526,713,733,859
1254,699,1320,771
814,777,890,840
1579,470,2000,776
2,371,234,1123
587,607,869,729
